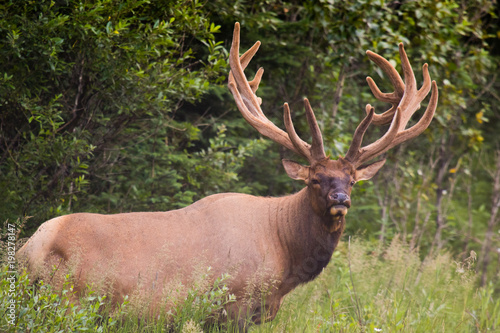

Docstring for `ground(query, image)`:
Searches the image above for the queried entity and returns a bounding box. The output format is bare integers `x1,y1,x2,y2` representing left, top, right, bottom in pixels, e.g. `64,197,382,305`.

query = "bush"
0,265,125,332
0,0,228,230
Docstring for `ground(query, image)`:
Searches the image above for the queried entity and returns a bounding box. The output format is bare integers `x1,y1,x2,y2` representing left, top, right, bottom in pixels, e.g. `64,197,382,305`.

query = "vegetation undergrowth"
1,238,498,332
0,264,238,332
257,237,500,333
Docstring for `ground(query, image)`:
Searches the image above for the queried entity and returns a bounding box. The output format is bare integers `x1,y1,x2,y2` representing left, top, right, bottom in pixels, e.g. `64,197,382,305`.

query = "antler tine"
228,23,262,117
393,43,433,133
386,80,438,150
228,22,326,162
249,68,264,95
304,98,326,161
345,105,402,164
365,49,405,125
283,103,311,159
344,105,375,161
230,40,264,96
345,43,438,167
283,99,326,162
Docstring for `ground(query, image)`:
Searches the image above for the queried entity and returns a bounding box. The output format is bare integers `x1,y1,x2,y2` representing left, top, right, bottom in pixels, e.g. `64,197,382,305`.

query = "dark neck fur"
275,187,344,290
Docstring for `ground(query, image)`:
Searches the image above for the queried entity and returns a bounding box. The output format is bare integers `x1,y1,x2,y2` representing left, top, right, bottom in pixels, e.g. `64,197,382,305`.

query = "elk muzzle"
328,192,351,218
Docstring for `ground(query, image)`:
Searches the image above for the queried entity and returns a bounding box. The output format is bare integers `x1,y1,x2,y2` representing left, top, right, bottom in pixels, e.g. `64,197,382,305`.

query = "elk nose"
329,193,351,208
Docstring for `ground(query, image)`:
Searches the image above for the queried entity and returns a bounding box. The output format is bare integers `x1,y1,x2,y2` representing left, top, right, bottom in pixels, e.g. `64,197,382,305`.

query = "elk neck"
272,186,344,289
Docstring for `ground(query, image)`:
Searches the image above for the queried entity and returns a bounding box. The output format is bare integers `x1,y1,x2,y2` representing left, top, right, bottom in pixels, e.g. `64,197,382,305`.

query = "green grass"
1,238,499,332
256,238,499,333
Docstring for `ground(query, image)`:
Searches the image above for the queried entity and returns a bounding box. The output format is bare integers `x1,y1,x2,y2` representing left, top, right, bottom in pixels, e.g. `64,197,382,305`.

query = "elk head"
228,23,438,230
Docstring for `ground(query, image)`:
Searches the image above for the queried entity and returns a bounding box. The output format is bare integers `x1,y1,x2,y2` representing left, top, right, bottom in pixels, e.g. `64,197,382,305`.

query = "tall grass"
0,266,238,332
256,237,499,332
1,238,498,332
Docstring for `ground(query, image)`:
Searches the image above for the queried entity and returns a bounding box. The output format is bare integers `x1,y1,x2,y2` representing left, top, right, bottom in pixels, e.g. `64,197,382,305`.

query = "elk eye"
311,179,320,185
350,180,356,186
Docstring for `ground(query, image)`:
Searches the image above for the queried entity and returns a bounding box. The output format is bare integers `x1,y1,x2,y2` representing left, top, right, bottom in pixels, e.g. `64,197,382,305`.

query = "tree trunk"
430,136,453,254
410,154,437,251
331,64,347,124
462,155,474,259
480,150,500,286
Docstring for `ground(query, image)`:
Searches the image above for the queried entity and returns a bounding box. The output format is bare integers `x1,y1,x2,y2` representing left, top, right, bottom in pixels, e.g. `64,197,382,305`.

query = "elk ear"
282,159,310,181
355,159,386,181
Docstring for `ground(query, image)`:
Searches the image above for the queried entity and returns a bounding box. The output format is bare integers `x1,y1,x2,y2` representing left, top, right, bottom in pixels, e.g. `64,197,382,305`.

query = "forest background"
0,0,499,301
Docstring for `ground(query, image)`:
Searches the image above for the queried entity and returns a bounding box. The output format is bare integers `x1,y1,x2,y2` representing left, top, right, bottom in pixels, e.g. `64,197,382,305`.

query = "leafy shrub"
0,0,227,230
0,265,125,332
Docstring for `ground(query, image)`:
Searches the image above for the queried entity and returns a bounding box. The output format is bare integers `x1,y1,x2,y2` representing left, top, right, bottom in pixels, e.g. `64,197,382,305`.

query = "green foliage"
0,0,228,229
85,121,261,213
169,270,237,332
0,266,124,332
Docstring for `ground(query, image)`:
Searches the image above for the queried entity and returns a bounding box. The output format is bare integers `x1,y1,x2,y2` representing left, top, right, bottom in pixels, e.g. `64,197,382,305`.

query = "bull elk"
17,23,438,330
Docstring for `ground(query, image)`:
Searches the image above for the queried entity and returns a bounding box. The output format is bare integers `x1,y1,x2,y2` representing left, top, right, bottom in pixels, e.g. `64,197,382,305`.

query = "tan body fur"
17,187,343,325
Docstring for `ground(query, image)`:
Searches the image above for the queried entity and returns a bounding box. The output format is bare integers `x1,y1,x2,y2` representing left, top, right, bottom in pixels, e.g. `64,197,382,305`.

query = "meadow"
1,237,498,332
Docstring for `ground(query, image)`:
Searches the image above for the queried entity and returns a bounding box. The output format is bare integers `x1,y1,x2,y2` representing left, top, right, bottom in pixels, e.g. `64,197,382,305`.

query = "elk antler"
228,22,326,163
344,44,438,167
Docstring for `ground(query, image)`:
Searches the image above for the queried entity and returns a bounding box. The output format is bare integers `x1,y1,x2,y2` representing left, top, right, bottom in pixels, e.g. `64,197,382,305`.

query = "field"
1,237,499,332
